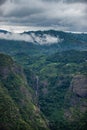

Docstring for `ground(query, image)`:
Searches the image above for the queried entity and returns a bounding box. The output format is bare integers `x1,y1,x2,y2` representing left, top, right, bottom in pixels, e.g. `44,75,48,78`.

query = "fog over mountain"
0,31,62,44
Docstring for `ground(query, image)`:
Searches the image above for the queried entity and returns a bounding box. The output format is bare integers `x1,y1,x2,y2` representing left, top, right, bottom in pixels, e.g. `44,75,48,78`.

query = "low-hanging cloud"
31,33,62,45
0,32,62,45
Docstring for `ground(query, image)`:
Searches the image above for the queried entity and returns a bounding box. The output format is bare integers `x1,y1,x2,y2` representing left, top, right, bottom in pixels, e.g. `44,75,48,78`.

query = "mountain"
0,29,10,34
0,53,49,130
0,30,87,130
0,30,87,56
27,50,87,130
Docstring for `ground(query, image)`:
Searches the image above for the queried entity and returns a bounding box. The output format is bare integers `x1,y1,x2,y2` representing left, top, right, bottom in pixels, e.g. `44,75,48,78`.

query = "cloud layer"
0,0,87,32
0,0,6,5
0,32,62,45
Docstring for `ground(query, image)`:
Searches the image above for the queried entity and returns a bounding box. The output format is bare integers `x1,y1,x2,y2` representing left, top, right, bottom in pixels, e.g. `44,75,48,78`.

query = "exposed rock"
64,74,87,121
70,75,87,98
0,54,50,130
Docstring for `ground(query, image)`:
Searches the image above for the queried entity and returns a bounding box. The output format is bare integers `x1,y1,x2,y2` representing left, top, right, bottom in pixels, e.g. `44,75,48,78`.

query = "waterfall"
36,76,39,106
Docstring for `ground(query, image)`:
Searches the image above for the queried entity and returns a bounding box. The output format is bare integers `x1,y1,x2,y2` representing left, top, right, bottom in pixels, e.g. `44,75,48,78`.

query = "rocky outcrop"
0,54,50,130
70,75,87,98
64,74,87,121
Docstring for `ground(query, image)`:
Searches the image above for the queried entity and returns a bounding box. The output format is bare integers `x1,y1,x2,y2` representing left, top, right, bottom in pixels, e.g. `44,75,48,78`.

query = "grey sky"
0,0,87,32
0,0,6,5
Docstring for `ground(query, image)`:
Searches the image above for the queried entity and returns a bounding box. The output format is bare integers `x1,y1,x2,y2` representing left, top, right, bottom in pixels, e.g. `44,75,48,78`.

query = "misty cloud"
0,0,87,32
0,0,7,6
31,33,62,45
0,32,62,45
64,0,87,3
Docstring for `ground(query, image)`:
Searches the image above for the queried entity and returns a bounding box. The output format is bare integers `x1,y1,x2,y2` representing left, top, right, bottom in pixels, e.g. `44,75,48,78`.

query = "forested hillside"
0,53,49,130
0,30,87,130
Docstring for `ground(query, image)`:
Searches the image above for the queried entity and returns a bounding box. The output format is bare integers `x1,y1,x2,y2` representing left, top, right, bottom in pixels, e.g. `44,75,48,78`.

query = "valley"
0,30,87,130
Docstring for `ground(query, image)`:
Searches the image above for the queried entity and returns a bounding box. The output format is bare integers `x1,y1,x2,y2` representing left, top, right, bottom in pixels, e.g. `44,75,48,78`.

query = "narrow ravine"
36,75,39,106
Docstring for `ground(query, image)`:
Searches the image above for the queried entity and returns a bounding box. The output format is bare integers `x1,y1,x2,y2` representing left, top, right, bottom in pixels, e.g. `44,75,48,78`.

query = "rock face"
64,74,87,121
70,75,87,98
0,54,49,130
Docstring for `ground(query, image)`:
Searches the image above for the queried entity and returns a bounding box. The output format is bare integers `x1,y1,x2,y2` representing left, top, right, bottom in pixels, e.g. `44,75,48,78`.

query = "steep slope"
23,50,87,130
0,54,49,130
0,84,31,130
0,30,87,130
65,75,87,119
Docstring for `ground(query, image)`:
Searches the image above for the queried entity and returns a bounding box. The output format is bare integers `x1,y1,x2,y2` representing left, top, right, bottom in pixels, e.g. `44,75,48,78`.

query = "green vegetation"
0,54,49,130
0,30,87,130
22,50,87,130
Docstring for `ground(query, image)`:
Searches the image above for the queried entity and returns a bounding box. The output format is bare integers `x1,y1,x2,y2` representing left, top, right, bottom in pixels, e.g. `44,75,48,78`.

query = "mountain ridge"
0,53,50,130
0,29,87,130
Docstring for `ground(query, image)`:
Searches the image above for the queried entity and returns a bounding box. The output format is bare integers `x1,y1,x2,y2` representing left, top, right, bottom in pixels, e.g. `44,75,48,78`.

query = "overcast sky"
0,0,87,32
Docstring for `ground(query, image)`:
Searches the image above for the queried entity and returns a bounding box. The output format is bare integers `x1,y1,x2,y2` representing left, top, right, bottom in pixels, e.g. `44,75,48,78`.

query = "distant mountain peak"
0,29,10,34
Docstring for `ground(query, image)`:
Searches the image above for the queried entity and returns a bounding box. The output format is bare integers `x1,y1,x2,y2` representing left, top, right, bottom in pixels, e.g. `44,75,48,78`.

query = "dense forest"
0,30,87,130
